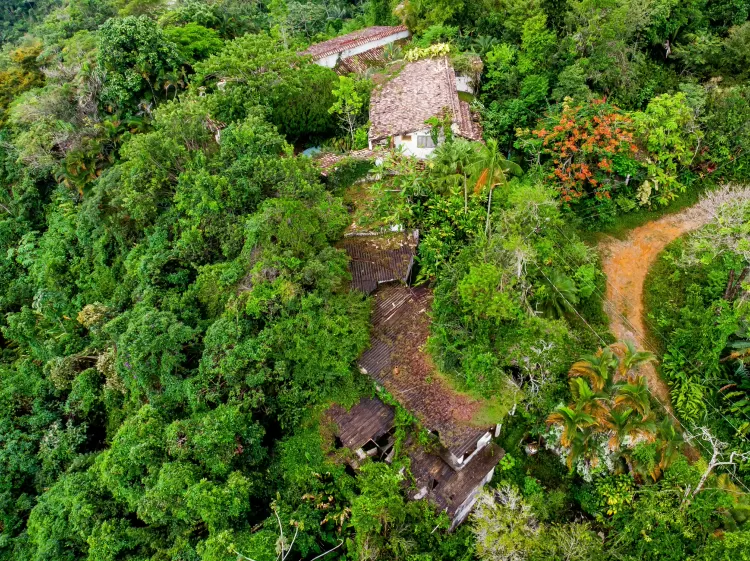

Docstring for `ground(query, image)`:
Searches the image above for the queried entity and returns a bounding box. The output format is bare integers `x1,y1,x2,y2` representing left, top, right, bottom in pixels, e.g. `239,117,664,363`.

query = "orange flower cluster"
530,100,637,203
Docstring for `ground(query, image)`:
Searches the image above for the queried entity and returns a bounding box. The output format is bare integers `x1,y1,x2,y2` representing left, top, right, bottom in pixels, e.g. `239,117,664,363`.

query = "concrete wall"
455,74,476,94
315,29,411,68
371,128,440,159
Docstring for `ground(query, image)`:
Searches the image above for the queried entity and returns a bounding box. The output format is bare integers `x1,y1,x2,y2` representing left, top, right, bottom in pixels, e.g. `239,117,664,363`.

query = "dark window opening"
375,427,396,449
334,436,344,449
362,439,378,456
429,478,440,491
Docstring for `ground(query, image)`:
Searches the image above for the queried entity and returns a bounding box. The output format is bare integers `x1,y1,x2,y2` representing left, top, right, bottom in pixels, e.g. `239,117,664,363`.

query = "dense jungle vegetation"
0,1,749,560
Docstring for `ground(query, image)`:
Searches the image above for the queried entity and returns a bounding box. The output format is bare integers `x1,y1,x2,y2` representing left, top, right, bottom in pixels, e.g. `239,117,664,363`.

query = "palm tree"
432,139,474,211
603,407,657,452
548,342,664,477
614,376,652,416
568,377,608,422
654,417,684,477
568,347,618,394
547,405,597,448
535,269,579,319
611,340,656,381
469,139,522,235
471,35,500,55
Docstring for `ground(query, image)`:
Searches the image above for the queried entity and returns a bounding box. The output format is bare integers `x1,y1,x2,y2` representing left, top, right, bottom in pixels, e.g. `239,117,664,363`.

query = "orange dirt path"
598,209,711,411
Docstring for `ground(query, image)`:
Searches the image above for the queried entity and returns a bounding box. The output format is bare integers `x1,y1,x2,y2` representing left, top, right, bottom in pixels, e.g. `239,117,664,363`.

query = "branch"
309,540,344,561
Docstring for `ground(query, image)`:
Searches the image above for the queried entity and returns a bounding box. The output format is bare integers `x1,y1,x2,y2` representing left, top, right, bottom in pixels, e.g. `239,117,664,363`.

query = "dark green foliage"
193,33,338,138
1,1,749,560
97,16,183,114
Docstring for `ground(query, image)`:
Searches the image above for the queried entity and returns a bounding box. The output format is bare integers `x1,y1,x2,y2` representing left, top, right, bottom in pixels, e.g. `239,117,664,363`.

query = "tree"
471,485,539,561
193,33,337,137
547,343,680,478
329,76,365,148
688,426,750,499
97,16,183,114
469,138,522,235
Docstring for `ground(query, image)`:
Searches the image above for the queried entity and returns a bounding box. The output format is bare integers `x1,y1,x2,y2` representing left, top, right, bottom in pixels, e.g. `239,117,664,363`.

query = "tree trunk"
485,186,493,236
464,175,467,215
724,266,749,301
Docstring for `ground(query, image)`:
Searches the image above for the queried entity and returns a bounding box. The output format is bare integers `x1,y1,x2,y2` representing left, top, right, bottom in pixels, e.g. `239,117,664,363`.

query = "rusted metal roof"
301,26,409,60
328,397,395,450
325,397,501,525
357,284,492,460
340,231,418,294
407,440,503,519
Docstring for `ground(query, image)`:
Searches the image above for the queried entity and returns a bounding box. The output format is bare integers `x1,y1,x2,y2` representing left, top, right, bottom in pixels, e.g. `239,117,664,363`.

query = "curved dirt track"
598,210,710,410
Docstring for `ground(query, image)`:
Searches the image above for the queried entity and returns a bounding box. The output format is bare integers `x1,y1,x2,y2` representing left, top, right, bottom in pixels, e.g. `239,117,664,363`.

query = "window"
401,134,412,141
417,135,436,148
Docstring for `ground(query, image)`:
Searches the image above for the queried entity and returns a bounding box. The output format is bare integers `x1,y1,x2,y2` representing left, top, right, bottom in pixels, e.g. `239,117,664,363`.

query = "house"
325,231,503,528
368,57,483,158
328,397,502,529
301,26,410,72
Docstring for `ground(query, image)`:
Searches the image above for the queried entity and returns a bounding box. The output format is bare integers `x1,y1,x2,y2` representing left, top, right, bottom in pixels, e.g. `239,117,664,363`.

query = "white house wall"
388,129,438,159
455,74,475,94
314,29,411,68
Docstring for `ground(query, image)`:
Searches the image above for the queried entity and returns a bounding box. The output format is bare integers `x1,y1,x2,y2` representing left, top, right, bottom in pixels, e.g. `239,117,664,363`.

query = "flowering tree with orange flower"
517,99,640,206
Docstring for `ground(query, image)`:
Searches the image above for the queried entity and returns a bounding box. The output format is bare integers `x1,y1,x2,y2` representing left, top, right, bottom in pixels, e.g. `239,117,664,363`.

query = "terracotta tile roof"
458,100,483,141
316,148,377,176
337,46,386,74
369,57,482,143
301,26,409,60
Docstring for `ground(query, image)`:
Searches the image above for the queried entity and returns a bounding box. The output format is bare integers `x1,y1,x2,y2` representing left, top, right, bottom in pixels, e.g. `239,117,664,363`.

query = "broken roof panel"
340,231,418,294
407,440,503,520
328,397,395,450
301,26,409,60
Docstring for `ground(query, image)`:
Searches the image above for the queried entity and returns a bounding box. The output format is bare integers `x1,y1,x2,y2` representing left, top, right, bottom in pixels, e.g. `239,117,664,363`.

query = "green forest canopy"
0,1,749,560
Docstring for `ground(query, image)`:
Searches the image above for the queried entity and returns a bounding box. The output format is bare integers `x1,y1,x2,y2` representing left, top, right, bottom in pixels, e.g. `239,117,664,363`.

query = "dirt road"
598,210,710,409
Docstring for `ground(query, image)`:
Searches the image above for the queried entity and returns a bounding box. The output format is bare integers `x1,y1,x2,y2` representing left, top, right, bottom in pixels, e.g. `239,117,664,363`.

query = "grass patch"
458,91,475,103
435,369,519,426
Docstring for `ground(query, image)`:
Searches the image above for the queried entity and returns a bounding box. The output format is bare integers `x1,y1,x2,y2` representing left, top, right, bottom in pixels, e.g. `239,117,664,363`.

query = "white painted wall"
373,128,439,159
315,29,411,68
450,465,496,530
455,74,476,94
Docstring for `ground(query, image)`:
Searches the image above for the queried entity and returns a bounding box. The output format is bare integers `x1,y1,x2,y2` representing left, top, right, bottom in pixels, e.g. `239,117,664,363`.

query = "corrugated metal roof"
328,398,395,450
357,284,492,459
340,231,418,294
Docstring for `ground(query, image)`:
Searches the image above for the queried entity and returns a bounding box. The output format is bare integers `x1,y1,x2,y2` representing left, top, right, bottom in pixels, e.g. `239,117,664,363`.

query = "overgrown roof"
340,230,418,294
358,284,492,459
